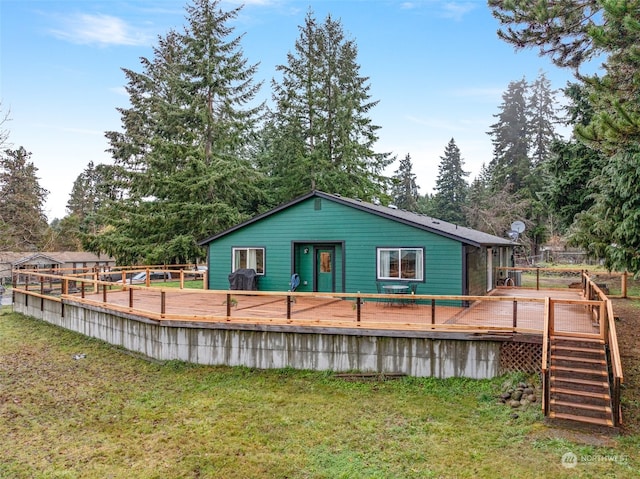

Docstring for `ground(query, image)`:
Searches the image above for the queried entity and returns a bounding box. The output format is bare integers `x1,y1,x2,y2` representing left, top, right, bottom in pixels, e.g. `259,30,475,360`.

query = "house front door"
315,247,335,292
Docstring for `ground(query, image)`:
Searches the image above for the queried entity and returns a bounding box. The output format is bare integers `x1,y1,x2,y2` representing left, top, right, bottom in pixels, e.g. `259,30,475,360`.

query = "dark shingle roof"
326,193,513,247
199,190,514,248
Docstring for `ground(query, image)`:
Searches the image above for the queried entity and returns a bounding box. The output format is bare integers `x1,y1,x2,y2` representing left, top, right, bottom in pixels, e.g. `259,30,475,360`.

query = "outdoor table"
382,284,410,306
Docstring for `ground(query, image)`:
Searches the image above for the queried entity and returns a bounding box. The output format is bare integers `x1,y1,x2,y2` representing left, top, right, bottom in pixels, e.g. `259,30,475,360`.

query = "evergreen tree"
528,71,558,167
489,0,640,272
432,138,468,224
91,0,265,265
390,153,419,211
488,0,602,71
485,75,561,254
416,193,436,216
50,162,121,251
0,147,49,251
487,78,530,192
540,83,605,233
263,10,392,204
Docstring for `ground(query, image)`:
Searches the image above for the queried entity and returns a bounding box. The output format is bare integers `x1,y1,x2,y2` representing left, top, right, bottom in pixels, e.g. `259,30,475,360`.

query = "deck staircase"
547,335,615,430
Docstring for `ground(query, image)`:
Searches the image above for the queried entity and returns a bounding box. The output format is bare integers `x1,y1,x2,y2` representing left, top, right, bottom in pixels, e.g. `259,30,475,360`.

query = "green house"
198,191,514,295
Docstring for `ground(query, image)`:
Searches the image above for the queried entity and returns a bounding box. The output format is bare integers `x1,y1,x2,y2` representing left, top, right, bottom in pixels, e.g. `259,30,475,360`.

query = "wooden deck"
74,286,600,335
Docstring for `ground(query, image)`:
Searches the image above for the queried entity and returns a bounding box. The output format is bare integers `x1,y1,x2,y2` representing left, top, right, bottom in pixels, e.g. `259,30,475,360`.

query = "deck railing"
496,266,629,299
583,272,624,427
12,269,604,337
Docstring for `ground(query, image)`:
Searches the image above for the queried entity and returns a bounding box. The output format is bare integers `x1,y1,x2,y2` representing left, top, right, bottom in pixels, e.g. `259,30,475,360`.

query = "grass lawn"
1,308,638,478
159,279,204,289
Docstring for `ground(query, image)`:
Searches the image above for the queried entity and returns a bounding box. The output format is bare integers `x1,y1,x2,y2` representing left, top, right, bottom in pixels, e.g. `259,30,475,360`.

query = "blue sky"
1,0,580,220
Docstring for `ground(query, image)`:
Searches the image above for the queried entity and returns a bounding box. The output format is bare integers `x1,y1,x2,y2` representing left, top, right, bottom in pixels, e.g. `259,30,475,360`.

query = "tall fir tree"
528,71,558,167
432,138,468,225
262,10,392,204
487,78,530,193
90,0,265,265
0,147,49,251
390,153,419,211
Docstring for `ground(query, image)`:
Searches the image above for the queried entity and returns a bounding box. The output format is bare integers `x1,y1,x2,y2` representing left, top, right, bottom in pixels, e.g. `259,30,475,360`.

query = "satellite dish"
507,230,519,241
511,221,525,233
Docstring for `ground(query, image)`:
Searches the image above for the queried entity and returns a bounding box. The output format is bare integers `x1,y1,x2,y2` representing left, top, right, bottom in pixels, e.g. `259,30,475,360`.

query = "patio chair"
376,282,389,306
290,273,300,292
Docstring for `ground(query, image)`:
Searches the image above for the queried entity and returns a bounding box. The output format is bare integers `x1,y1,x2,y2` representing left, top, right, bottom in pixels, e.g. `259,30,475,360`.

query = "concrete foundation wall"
13,293,501,379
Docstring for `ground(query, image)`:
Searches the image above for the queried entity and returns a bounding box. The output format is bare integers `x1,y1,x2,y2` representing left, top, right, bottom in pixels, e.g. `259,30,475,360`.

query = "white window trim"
232,247,265,275
377,247,424,281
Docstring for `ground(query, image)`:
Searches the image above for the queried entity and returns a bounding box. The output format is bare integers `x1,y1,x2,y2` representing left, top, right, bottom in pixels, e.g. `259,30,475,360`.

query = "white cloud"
439,2,477,21
50,13,152,46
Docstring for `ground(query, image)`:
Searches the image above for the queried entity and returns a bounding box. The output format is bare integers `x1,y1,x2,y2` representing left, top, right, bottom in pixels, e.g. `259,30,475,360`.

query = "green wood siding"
208,197,463,295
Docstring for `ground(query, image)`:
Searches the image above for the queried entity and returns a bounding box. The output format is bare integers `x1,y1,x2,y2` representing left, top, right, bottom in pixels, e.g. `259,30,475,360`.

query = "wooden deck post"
542,297,551,417
356,296,361,324
536,268,540,290
161,291,166,317
613,377,622,427
512,300,517,329
40,276,44,311
287,295,291,320
226,293,232,319
600,302,608,341
129,288,133,309
102,284,107,303
431,299,435,325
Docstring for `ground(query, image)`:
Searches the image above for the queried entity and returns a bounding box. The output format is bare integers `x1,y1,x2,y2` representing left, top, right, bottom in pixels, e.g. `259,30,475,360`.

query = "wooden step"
550,399,612,419
551,344,604,356
552,355,607,366
551,376,609,392
550,399,612,413
550,387,611,403
550,365,608,380
548,411,613,427
551,335,604,345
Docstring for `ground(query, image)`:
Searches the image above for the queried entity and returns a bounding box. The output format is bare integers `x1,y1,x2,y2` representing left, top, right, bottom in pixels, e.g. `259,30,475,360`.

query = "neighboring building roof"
0,251,116,266
13,253,61,266
199,190,514,248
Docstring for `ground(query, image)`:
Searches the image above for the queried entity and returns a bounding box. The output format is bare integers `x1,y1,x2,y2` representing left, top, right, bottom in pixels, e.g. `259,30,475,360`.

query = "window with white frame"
377,247,423,280
232,247,265,274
